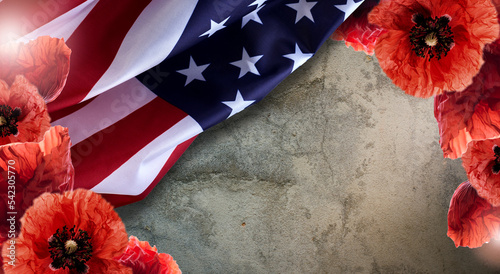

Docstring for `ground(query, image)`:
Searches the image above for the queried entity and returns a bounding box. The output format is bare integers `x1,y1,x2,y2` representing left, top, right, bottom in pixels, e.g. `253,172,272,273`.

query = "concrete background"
116,40,500,273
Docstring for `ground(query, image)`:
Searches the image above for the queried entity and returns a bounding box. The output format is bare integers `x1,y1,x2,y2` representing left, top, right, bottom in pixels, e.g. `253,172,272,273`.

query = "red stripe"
102,136,197,207
47,0,152,113
70,98,188,190
49,97,95,122
0,0,85,43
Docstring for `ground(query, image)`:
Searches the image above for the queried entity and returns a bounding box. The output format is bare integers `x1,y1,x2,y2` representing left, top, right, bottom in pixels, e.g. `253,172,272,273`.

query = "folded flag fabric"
0,0,363,207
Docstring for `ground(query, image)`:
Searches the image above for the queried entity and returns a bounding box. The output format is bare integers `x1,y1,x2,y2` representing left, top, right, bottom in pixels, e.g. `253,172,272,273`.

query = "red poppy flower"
0,36,71,103
0,125,73,248
331,0,386,55
0,75,51,146
115,236,181,274
368,0,499,98
447,181,500,248
434,39,500,159
1,189,131,273
461,138,500,207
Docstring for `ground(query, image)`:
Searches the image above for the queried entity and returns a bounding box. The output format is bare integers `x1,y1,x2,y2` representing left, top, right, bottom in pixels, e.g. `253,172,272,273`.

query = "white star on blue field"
137,0,364,129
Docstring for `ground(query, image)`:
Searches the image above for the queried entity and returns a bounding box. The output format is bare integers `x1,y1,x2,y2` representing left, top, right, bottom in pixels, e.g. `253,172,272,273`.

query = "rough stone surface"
116,40,500,273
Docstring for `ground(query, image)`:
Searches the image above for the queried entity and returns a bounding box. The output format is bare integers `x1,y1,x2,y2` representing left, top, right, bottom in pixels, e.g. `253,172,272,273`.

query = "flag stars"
335,0,364,21
222,90,255,118
176,56,210,86
200,17,230,38
286,0,318,23
283,44,313,73
249,0,266,8
242,4,265,28
230,48,263,78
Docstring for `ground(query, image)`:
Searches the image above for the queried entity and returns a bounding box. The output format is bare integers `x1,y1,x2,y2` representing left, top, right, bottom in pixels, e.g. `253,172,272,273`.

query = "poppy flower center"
492,145,500,174
409,14,454,61
48,225,93,273
0,105,21,137
425,33,438,47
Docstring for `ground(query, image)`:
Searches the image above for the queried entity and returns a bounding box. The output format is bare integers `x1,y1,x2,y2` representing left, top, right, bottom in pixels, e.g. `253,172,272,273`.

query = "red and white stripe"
1,0,203,206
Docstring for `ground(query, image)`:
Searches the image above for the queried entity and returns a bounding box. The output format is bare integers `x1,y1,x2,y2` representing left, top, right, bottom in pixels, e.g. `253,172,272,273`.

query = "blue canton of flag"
137,0,364,130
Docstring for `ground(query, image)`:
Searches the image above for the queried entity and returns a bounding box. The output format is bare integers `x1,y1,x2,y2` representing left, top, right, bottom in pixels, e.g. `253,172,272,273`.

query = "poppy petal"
331,0,386,55
0,126,73,244
115,236,181,274
0,36,71,103
447,181,500,248
435,40,500,159
462,138,500,207
0,75,51,146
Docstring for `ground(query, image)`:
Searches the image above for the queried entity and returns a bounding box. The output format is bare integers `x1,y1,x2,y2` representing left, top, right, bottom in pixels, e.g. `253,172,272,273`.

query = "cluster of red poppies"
333,0,500,248
0,37,180,273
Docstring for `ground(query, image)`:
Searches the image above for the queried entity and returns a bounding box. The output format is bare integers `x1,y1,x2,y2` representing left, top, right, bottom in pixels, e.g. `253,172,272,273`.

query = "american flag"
0,0,364,207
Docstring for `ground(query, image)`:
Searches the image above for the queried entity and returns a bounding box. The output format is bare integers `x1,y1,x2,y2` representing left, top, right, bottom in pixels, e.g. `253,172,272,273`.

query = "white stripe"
84,0,199,101
17,0,98,43
53,78,157,145
91,115,203,195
